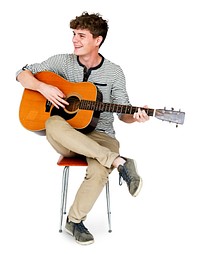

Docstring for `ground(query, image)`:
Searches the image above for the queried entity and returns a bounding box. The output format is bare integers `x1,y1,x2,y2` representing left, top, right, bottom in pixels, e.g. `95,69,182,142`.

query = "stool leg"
59,166,69,233
63,168,69,215
106,180,112,233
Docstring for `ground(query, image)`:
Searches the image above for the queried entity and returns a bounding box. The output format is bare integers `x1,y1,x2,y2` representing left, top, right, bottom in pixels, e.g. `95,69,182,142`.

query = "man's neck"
78,53,102,70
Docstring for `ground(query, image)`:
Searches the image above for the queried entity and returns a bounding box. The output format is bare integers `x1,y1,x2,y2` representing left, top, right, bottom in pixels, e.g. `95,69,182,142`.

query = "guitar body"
19,71,102,134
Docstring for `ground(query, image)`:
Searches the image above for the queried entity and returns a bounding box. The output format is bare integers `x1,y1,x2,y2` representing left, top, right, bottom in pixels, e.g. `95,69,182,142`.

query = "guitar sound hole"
65,96,80,113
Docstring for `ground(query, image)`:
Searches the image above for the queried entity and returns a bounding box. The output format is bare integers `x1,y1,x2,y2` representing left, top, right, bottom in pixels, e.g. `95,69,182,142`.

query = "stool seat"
57,155,88,167
57,155,112,233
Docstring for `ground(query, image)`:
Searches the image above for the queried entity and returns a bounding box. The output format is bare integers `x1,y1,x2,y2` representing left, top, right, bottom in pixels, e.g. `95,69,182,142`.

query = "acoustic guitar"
19,71,185,135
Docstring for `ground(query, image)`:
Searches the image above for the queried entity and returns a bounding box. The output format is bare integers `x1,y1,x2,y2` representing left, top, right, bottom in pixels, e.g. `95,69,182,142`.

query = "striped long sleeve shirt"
16,53,131,138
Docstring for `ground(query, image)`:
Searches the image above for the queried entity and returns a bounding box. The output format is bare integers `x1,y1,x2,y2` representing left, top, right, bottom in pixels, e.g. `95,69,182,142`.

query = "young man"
16,12,149,245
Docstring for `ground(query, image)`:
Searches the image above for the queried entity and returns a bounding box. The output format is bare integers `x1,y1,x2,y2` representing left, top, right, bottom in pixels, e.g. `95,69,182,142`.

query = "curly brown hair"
70,12,109,47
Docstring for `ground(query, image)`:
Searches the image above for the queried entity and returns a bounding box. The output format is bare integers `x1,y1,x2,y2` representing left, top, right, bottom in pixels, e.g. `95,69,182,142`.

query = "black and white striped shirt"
16,53,130,138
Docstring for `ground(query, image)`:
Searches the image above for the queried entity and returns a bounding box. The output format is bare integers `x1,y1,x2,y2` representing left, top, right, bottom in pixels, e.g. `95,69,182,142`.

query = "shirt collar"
77,53,104,70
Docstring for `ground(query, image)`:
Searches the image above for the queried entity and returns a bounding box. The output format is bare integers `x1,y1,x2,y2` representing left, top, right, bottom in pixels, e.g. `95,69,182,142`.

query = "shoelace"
119,166,132,186
75,221,89,234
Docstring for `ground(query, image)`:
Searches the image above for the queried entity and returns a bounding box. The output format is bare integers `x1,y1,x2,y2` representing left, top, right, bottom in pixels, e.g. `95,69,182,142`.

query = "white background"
1,0,200,253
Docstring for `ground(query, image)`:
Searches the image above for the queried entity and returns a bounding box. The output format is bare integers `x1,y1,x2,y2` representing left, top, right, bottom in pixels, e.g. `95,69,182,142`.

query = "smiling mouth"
74,45,82,49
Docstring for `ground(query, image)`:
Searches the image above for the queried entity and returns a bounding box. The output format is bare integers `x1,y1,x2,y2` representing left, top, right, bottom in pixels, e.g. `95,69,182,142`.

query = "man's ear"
96,36,103,46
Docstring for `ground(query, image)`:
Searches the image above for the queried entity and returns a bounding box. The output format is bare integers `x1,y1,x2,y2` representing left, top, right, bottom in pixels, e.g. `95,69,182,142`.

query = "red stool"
57,155,112,233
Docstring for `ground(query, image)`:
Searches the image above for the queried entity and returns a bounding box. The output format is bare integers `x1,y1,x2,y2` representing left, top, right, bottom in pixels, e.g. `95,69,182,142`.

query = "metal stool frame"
57,156,112,233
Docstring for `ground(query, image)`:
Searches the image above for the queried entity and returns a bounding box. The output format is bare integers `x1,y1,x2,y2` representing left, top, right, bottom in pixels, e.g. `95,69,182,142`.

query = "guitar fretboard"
80,100,155,116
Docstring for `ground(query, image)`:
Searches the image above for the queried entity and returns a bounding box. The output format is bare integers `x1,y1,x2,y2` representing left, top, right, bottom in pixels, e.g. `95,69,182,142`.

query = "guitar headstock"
155,108,185,126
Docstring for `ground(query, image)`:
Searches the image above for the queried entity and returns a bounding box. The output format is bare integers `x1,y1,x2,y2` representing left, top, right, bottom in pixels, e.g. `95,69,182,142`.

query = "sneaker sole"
64,227,94,245
75,239,94,245
133,177,143,197
64,227,73,236
132,159,143,197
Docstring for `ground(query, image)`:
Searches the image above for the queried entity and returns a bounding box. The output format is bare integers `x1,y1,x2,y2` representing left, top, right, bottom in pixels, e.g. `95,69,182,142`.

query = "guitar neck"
80,100,155,116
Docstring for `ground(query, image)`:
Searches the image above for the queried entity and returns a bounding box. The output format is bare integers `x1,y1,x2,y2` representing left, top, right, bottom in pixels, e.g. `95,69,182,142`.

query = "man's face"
72,29,100,56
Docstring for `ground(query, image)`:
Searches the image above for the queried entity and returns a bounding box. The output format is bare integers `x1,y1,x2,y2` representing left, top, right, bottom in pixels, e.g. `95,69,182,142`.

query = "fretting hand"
133,106,149,122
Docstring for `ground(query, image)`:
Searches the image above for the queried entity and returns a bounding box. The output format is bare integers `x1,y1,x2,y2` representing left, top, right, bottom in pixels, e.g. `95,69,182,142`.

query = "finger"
141,110,147,117
49,97,66,109
53,95,69,107
58,97,69,106
50,100,59,109
133,108,140,118
133,112,139,119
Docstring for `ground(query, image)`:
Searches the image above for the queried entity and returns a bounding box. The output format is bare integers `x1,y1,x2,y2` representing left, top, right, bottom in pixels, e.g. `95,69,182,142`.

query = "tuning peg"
171,107,174,111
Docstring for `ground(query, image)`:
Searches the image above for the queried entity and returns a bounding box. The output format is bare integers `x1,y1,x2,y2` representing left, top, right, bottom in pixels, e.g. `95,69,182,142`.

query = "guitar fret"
90,101,95,110
117,105,123,113
122,106,127,114
125,105,130,114
104,103,109,111
97,102,103,111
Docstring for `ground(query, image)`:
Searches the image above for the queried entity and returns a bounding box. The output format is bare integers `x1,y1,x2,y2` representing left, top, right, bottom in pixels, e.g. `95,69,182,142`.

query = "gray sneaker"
118,158,142,197
65,217,94,245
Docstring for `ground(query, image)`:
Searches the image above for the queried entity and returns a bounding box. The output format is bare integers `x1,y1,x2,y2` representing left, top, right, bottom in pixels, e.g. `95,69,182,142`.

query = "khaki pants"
45,115,120,223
